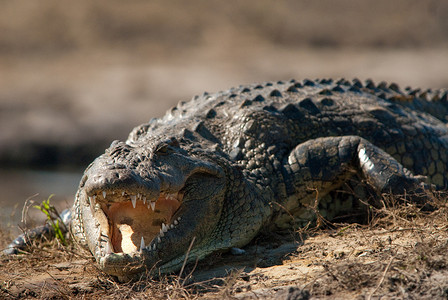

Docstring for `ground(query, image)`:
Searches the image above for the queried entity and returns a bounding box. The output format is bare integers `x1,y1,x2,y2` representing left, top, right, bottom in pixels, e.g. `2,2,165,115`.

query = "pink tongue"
106,196,180,253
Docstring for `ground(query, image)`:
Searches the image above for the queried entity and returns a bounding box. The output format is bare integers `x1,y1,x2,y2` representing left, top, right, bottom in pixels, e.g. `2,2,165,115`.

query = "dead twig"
179,236,196,280
366,256,394,300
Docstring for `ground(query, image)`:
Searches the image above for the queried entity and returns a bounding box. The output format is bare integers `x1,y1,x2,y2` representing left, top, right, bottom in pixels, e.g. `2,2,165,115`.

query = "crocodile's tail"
2,209,72,255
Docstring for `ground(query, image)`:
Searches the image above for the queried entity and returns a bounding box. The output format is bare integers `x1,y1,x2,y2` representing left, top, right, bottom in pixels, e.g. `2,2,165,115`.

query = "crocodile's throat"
88,191,182,254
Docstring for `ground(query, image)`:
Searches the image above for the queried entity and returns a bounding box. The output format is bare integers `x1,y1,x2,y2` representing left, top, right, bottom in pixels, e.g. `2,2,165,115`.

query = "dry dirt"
2,193,448,299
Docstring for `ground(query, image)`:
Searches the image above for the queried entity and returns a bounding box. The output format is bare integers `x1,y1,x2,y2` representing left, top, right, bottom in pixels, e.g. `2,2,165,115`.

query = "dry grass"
1,192,448,299
304,192,448,299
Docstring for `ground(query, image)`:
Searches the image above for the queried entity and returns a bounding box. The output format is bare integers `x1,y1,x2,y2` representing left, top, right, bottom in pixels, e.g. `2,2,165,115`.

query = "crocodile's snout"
73,137,229,279
79,162,184,261
84,166,161,203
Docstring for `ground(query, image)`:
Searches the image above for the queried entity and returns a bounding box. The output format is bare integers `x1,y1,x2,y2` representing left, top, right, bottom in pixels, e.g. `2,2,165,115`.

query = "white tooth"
103,191,107,199
137,193,141,199
92,195,96,202
159,228,165,237
122,191,125,196
170,224,174,229
152,244,156,250
89,196,92,203
143,197,146,204
150,202,155,211
147,203,150,210
89,199,95,214
157,237,161,243
131,195,137,208
162,223,167,232
174,220,178,225
140,236,145,252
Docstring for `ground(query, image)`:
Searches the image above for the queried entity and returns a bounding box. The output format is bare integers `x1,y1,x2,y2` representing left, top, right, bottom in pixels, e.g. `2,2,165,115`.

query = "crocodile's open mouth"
88,191,183,255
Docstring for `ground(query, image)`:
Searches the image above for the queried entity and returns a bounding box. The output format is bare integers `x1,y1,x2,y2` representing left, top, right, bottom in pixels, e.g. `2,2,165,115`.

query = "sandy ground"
1,194,448,299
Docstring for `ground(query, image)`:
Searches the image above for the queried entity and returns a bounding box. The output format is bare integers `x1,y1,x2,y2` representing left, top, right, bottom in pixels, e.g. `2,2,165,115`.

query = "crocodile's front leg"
277,136,428,226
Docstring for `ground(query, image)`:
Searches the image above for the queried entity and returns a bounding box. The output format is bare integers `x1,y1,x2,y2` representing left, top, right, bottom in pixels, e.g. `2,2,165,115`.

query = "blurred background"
1,0,447,230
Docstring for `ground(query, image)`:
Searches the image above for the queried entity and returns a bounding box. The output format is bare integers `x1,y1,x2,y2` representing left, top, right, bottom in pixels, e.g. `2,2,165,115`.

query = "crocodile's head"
73,134,227,281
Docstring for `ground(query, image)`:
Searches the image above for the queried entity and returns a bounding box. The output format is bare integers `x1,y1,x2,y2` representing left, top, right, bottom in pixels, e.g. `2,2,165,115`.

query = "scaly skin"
7,78,448,281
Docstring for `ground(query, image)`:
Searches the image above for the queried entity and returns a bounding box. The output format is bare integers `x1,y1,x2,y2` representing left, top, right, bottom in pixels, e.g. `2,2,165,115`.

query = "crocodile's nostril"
110,140,121,148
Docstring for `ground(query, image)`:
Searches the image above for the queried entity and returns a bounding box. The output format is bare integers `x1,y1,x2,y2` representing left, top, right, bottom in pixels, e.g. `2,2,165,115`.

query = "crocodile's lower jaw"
99,251,146,281
89,191,182,256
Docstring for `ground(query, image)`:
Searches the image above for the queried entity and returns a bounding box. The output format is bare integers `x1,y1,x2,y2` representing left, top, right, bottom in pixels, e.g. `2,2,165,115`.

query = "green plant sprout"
33,195,67,246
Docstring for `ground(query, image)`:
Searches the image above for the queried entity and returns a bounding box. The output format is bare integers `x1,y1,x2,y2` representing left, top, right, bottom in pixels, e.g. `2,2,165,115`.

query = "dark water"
0,169,82,234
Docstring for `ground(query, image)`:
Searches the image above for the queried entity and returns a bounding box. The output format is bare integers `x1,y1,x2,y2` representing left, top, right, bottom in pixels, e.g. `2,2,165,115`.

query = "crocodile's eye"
155,144,170,155
154,138,179,156
170,137,179,147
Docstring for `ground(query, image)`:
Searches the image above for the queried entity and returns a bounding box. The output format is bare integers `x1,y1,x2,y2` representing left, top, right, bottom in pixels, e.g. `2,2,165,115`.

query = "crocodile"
6,78,448,281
